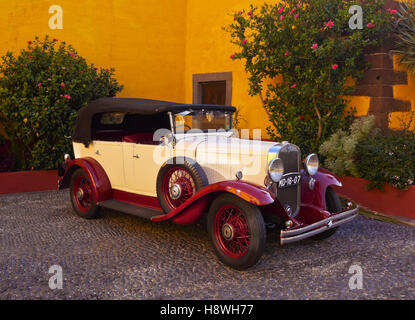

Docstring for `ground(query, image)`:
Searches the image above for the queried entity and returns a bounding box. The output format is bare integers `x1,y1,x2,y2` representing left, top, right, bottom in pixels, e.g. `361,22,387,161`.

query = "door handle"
95,150,101,155
133,154,140,159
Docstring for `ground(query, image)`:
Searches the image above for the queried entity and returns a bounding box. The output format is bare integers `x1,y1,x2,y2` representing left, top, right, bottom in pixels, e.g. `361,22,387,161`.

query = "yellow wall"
389,0,415,130
0,0,414,137
184,0,272,137
389,55,415,130
0,0,187,102
0,0,275,139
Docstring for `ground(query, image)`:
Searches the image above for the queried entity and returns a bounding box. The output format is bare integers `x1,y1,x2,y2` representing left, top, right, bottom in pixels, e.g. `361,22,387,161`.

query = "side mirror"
160,134,176,146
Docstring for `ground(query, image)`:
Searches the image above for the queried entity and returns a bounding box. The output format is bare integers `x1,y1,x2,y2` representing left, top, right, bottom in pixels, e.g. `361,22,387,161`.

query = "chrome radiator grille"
276,143,301,217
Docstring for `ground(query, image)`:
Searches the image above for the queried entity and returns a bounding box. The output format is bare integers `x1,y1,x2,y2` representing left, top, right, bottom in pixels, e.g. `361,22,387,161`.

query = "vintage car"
58,98,358,270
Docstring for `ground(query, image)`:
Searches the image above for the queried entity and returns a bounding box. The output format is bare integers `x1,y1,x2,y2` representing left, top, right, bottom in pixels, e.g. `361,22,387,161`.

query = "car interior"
91,112,171,145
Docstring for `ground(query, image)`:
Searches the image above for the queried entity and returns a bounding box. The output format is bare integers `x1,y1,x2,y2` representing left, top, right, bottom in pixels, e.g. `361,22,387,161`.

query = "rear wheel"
312,187,341,240
207,194,266,270
70,168,100,219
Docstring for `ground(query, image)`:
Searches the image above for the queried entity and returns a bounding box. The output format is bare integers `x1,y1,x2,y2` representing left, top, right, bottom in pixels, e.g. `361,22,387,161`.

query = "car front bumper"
280,207,359,245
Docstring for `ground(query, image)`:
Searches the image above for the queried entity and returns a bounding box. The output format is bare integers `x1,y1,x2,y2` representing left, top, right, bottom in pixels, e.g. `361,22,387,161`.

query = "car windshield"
172,110,232,133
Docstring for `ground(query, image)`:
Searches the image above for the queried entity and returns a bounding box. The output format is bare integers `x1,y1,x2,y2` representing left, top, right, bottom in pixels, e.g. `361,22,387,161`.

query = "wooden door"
201,81,226,105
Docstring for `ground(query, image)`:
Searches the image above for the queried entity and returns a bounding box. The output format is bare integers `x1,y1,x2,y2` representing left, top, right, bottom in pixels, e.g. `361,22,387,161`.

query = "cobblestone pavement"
0,190,414,300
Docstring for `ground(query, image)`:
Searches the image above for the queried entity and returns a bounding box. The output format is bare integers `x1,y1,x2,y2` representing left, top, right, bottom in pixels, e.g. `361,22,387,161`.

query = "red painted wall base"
0,170,57,195
334,176,415,220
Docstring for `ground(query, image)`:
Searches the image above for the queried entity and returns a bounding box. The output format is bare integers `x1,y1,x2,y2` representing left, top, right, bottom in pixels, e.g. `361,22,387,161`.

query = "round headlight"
305,153,319,176
268,158,284,182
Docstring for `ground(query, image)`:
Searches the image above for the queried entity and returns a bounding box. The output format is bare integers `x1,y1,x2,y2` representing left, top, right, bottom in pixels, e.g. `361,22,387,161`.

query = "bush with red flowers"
0,36,123,170
228,0,393,154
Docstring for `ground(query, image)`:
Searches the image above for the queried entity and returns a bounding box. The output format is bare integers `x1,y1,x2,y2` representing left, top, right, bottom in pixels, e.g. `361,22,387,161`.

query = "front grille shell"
268,143,301,217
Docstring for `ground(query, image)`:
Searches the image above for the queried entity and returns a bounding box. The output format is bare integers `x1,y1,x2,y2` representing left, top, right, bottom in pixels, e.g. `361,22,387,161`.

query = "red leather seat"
122,133,157,145
93,130,125,142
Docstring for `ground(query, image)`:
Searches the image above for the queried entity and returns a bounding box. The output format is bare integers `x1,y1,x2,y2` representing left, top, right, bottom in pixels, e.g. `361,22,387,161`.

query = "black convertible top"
72,98,236,145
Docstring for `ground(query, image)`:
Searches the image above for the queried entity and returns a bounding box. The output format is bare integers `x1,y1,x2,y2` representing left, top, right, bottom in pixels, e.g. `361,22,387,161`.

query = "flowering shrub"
228,0,393,154
0,36,123,170
319,115,374,177
320,115,415,190
355,129,415,190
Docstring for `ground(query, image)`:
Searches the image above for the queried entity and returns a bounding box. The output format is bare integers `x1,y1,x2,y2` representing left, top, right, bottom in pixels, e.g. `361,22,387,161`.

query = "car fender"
152,180,276,224
59,157,112,203
300,168,342,210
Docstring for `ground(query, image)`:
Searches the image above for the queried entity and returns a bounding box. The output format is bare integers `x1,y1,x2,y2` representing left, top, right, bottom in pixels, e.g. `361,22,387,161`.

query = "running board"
98,200,163,220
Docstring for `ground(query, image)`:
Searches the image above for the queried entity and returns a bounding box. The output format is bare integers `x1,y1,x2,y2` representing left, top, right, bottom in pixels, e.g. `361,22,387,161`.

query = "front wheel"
311,187,341,240
207,194,266,270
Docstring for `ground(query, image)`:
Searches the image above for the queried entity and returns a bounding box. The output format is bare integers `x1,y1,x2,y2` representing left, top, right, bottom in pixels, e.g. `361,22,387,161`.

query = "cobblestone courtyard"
0,190,414,299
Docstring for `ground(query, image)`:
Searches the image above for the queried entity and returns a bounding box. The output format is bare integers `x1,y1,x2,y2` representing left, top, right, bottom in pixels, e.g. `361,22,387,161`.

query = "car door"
122,142,172,197
90,140,125,189
79,112,126,189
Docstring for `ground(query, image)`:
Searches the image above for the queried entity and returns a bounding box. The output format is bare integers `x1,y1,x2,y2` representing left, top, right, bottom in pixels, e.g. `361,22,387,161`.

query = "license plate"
278,173,301,189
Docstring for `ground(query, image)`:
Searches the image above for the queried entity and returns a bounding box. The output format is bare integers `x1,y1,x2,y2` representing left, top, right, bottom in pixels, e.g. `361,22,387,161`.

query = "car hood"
173,134,278,185
174,134,277,159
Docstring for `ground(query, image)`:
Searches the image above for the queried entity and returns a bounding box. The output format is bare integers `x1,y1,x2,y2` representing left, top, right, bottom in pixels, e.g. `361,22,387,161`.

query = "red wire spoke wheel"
214,204,251,259
162,167,196,210
156,158,208,213
207,194,266,270
73,175,93,213
70,168,100,219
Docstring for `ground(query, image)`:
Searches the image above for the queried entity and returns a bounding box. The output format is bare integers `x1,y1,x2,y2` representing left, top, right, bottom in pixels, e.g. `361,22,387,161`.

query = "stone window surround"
192,72,232,106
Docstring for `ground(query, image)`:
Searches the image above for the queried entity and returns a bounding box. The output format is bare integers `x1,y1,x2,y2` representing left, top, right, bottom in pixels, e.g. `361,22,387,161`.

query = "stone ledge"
369,97,412,113
365,53,394,69
351,84,394,97
356,69,408,86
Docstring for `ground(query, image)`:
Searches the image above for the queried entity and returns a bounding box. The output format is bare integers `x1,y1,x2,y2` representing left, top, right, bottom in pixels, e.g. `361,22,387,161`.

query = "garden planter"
334,176,415,220
0,170,57,194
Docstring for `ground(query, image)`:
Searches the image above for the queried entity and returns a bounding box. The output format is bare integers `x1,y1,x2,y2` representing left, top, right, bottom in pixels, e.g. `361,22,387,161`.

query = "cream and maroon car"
58,98,358,270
